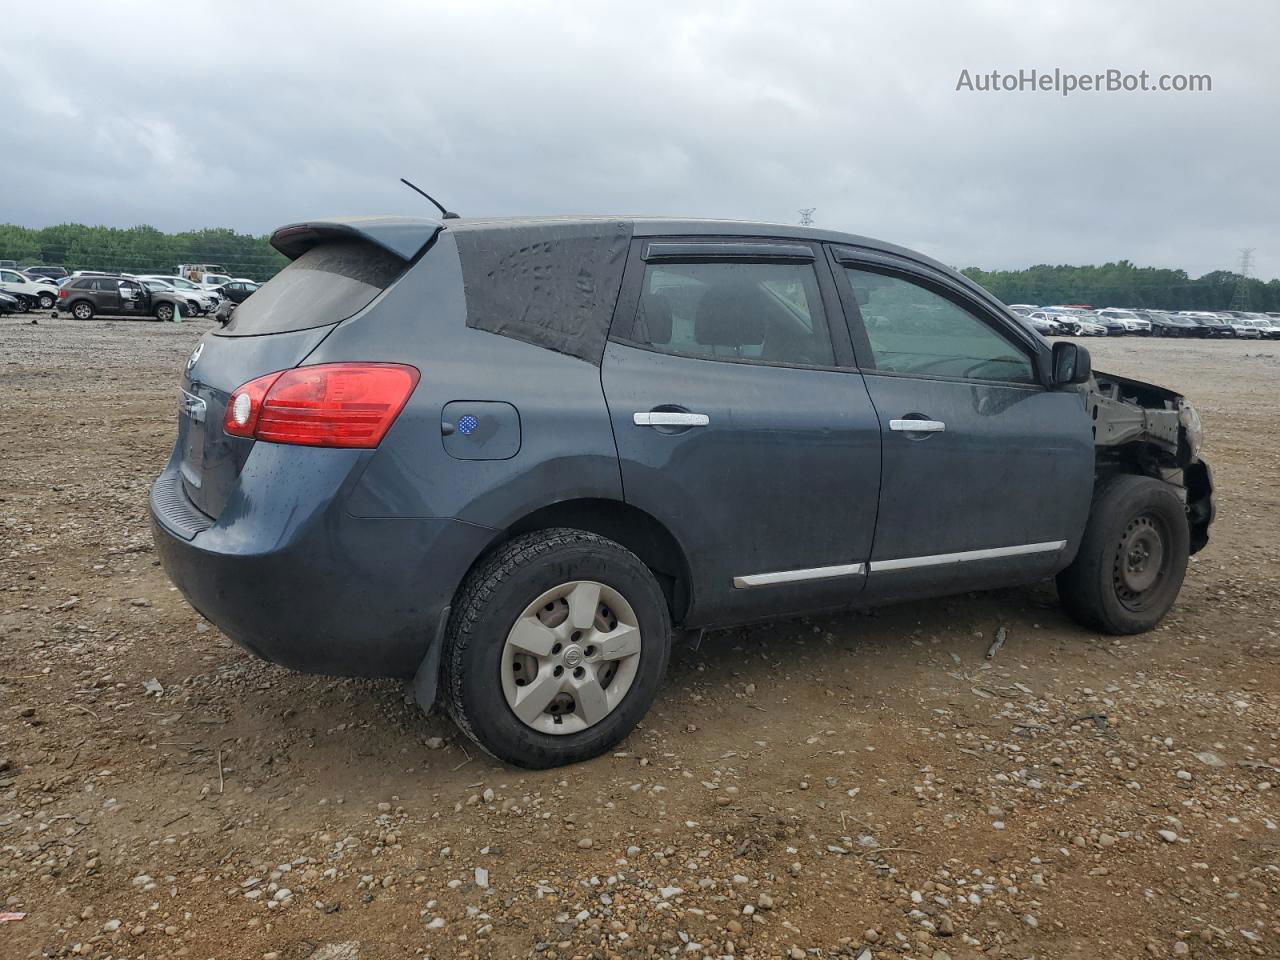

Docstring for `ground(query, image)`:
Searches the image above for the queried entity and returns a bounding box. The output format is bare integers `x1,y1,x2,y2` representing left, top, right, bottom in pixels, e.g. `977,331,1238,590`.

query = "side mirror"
1052,341,1092,385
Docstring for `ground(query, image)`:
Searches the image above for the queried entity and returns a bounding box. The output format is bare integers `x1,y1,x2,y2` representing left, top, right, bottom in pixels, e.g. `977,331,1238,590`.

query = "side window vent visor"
643,241,814,263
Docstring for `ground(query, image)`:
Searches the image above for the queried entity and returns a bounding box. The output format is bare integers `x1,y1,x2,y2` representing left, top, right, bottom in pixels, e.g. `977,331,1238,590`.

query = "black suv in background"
213,279,260,304
58,274,186,321
1138,311,1200,337
26,265,71,281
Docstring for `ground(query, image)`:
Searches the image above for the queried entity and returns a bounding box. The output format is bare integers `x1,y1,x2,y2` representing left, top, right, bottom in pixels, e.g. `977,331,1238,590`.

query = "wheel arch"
1093,445,1213,554
483,498,693,626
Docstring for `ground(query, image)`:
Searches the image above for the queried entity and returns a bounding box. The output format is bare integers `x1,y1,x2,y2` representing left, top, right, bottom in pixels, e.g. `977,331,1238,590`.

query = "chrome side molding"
870,540,1066,572
731,541,1066,588
733,562,866,589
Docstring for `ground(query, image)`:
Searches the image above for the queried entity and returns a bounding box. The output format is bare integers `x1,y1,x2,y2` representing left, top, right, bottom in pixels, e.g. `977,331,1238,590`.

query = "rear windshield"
217,240,404,336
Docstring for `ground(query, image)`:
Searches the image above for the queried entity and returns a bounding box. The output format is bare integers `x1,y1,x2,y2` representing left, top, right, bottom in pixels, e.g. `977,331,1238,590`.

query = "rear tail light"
223,363,420,448
58,288,67,298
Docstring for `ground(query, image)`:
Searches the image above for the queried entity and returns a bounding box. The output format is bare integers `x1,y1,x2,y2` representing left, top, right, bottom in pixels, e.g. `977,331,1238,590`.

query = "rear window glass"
217,241,404,337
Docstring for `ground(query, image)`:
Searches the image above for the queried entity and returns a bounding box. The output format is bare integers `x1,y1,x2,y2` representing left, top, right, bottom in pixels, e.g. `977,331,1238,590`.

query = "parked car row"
1007,304,1280,339
0,265,260,320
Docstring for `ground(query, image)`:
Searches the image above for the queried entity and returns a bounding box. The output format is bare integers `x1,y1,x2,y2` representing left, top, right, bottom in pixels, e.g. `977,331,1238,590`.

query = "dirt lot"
1,315,1277,960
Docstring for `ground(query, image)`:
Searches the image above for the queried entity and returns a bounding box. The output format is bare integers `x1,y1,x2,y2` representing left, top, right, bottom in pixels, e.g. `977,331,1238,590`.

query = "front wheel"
38,292,55,310
443,529,672,768
1057,475,1190,634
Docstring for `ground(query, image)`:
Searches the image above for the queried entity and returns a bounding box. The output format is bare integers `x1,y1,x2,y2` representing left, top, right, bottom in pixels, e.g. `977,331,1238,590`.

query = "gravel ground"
1,315,1278,960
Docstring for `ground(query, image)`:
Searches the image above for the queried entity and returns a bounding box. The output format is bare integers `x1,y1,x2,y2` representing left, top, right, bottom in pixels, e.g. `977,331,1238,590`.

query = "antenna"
400,178,460,219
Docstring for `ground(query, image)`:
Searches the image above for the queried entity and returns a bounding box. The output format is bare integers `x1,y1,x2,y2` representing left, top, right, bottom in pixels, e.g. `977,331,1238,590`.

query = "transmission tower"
1229,248,1254,311
798,208,815,226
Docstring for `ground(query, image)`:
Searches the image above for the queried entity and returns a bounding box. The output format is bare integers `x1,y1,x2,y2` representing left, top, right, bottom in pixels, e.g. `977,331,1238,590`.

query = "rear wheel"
155,302,175,322
443,528,672,768
13,296,28,313
1057,475,1189,634
71,301,94,320
37,292,55,310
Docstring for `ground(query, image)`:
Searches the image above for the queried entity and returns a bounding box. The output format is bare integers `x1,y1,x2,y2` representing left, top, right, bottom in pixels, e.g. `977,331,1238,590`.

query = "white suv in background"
0,268,59,310
1221,315,1262,338
137,276,219,314
199,273,232,291
1096,308,1153,335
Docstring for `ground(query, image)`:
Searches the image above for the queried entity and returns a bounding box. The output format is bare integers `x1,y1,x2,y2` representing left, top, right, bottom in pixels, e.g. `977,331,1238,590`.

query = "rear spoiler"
270,216,445,262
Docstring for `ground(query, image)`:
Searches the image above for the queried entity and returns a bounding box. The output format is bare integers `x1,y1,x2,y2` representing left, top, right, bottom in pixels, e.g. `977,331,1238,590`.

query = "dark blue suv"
150,215,1215,768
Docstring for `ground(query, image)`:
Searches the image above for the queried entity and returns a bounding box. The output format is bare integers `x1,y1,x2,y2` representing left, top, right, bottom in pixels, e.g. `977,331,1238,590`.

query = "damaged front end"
1088,371,1215,552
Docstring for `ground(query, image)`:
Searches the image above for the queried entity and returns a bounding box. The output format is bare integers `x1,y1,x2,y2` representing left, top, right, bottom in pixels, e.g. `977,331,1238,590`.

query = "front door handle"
889,418,945,433
633,411,710,428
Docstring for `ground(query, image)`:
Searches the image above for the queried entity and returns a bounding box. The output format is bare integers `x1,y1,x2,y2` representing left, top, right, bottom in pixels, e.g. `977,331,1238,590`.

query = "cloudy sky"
3,0,1276,277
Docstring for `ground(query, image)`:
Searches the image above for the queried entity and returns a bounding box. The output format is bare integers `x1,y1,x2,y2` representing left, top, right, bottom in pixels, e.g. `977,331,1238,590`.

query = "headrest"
694,281,768,347
636,292,673,344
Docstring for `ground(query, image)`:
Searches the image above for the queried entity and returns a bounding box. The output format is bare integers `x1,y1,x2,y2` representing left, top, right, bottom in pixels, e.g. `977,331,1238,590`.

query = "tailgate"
179,327,337,518
178,221,440,519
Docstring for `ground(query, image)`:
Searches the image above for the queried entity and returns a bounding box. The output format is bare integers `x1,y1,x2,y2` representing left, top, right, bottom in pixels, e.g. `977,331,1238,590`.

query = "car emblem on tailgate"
186,342,204,370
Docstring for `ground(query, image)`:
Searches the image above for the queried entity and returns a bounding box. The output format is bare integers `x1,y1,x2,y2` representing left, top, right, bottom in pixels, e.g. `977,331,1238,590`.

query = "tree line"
1,222,1275,310
961,260,1280,312
0,223,288,282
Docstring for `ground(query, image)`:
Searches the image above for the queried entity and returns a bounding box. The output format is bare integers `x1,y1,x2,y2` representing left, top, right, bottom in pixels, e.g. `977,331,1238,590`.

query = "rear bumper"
150,458,496,678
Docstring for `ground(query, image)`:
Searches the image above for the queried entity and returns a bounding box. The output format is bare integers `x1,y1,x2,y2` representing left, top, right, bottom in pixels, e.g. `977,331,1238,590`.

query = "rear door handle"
889,418,945,433
633,411,710,427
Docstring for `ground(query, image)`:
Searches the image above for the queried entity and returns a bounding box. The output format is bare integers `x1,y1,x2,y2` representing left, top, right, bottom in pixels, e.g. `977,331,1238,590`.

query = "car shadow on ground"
135,578,1099,827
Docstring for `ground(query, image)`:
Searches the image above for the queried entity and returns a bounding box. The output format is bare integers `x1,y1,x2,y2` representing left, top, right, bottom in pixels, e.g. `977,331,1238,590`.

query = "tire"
70,300,94,321
13,296,28,313
155,302,175,322
37,293,55,310
1057,475,1190,635
443,528,672,768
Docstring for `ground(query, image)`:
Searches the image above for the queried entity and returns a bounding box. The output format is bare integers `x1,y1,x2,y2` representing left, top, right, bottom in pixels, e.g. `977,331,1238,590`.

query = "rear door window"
217,241,404,337
630,260,835,367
